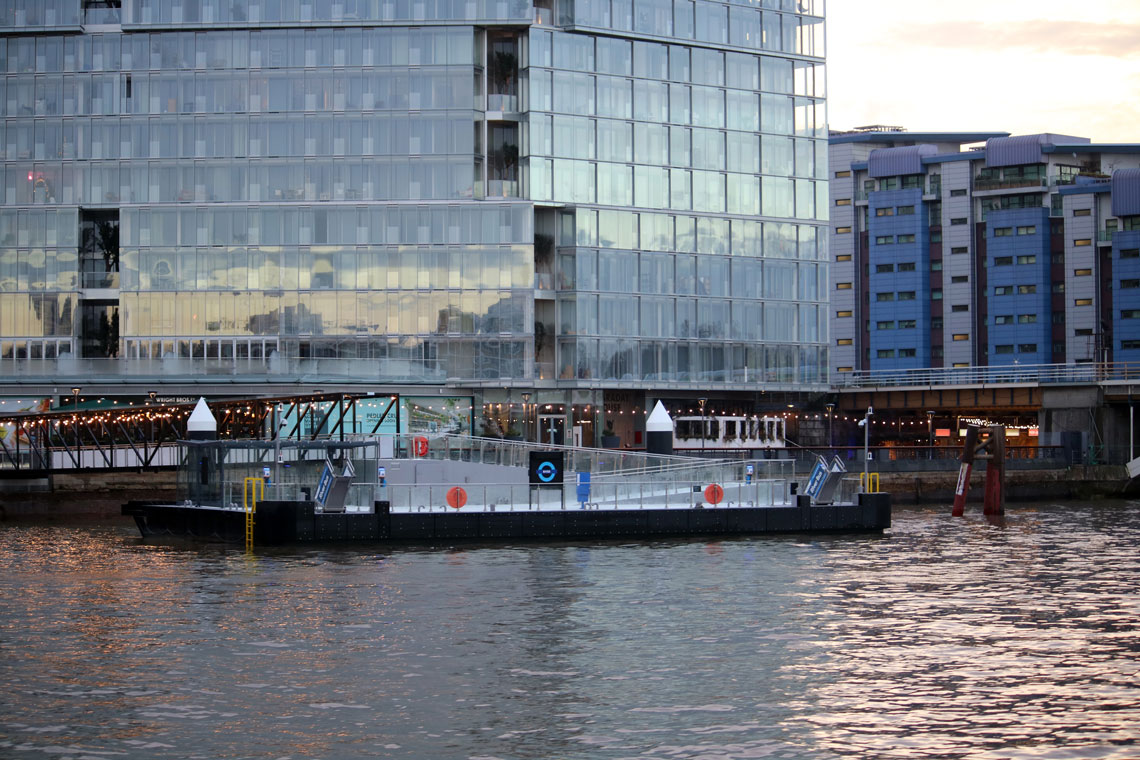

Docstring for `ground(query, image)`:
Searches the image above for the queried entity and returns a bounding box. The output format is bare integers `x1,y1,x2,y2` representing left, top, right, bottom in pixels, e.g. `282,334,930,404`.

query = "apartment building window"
951,218,967,225
1017,226,1037,235
898,348,917,358
1123,340,1140,350
1121,279,1140,289
953,362,970,367
1074,298,1093,306
994,256,1012,266
835,198,852,207
1075,328,1093,335
836,226,852,234
877,349,896,358
835,170,851,178
995,345,1014,354
1074,208,1091,217
875,235,894,245
836,338,853,345
836,310,853,318
837,366,854,372
994,315,1012,324
951,275,968,284
882,178,900,190
994,286,1012,295
836,282,853,290
898,291,916,300
897,233,916,243
994,227,1013,237
1074,268,1092,276
1074,238,1092,247
876,292,895,301
931,317,943,328
1018,344,1037,353
1017,284,1036,294
932,347,944,358
950,189,967,197
897,205,916,215
1121,309,1140,319
899,319,916,329
1053,282,1065,292
836,253,852,261
1017,255,1036,265
951,246,968,254
876,207,895,217
876,263,895,273
952,334,969,341
951,304,969,312
1121,248,1140,259
1052,313,1065,324
932,289,943,299
877,321,895,330
931,231,943,243
899,262,916,271
931,261,943,271
1018,314,1037,323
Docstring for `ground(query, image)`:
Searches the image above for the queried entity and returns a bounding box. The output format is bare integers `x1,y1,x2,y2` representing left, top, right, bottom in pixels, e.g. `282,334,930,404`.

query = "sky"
826,0,1140,143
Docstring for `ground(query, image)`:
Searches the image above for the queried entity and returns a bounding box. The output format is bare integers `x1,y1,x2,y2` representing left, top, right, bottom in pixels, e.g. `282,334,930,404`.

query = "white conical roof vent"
187,397,217,433
646,401,673,432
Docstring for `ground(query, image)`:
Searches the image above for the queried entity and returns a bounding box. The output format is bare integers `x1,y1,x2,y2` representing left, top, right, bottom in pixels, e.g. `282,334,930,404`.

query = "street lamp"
70,387,81,459
926,410,935,460
698,398,708,454
825,402,835,449
521,391,532,443
858,406,873,492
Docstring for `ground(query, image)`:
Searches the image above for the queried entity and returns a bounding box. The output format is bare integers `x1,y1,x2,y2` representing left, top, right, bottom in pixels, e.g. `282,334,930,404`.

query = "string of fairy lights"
0,395,1038,437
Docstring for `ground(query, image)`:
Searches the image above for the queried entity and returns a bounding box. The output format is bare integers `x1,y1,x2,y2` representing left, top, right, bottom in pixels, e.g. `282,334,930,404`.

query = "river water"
1,501,1138,760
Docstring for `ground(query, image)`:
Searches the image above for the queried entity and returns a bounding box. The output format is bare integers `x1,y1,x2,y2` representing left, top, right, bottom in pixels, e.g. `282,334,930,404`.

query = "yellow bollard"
859,471,880,493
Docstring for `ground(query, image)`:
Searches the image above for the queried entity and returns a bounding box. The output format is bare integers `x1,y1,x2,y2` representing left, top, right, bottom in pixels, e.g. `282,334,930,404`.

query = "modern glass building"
829,129,1140,379
1,0,828,445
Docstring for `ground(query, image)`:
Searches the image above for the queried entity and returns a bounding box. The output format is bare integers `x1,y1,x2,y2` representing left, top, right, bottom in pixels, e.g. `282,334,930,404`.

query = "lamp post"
825,402,835,449
859,406,873,492
926,410,935,460
71,387,80,460
698,397,708,454
521,391,532,443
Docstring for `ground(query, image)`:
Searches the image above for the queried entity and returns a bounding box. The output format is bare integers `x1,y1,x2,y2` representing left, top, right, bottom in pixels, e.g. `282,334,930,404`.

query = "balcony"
974,177,1047,192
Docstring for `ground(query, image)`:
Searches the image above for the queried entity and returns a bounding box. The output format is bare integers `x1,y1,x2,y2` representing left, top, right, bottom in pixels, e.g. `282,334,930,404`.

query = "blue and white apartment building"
0,0,828,445
829,129,1140,378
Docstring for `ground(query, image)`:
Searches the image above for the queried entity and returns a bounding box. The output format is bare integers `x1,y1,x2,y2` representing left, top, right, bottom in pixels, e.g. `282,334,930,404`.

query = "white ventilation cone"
187,397,217,440
645,401,674,455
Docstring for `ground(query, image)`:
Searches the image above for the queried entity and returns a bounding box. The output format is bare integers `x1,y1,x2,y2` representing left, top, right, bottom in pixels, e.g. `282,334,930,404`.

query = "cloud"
889,20,1140,57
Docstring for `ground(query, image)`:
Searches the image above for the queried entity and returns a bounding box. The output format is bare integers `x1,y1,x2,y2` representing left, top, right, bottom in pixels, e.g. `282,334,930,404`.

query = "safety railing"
837,361,1140,388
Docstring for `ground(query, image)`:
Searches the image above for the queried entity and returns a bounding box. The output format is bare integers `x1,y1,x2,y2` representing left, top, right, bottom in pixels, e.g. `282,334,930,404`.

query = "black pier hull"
123,494,891,545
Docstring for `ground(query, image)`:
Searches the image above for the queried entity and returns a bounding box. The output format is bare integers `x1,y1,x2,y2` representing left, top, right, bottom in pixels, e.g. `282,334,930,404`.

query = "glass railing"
486,93,519,112
81,271,119,289
485,179,519,197
974,177,1047,191
1099,230,1116,242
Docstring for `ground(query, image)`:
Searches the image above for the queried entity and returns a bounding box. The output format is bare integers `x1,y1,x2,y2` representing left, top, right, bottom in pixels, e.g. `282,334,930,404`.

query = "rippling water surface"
2,502,1139,759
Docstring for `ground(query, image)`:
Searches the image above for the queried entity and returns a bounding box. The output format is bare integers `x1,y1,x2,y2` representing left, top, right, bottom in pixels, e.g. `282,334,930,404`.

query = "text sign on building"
528,451,564,488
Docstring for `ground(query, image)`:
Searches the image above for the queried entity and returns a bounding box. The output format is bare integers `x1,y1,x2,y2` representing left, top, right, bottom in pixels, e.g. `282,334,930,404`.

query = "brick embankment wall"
0,470,178,520
880,465,1133,505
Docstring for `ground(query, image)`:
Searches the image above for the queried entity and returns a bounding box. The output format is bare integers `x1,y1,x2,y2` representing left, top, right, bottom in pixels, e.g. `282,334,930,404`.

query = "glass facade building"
1,0,828,440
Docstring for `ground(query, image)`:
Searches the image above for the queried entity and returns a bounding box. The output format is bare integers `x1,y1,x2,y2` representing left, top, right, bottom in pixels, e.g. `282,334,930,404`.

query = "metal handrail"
837,361,1140,388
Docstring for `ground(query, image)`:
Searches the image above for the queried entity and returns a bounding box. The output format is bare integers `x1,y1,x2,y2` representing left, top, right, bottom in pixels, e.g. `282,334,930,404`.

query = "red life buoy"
413,436,429,457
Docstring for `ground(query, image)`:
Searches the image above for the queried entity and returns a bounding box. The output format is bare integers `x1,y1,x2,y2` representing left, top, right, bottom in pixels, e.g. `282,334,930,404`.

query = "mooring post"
952,425,979,517
982,425,1005,516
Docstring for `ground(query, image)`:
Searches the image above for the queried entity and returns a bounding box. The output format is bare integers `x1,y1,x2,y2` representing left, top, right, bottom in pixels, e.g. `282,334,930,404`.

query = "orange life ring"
413,436,429,457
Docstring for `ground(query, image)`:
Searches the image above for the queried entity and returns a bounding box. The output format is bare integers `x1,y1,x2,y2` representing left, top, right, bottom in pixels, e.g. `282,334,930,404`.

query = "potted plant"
601,421,620,449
